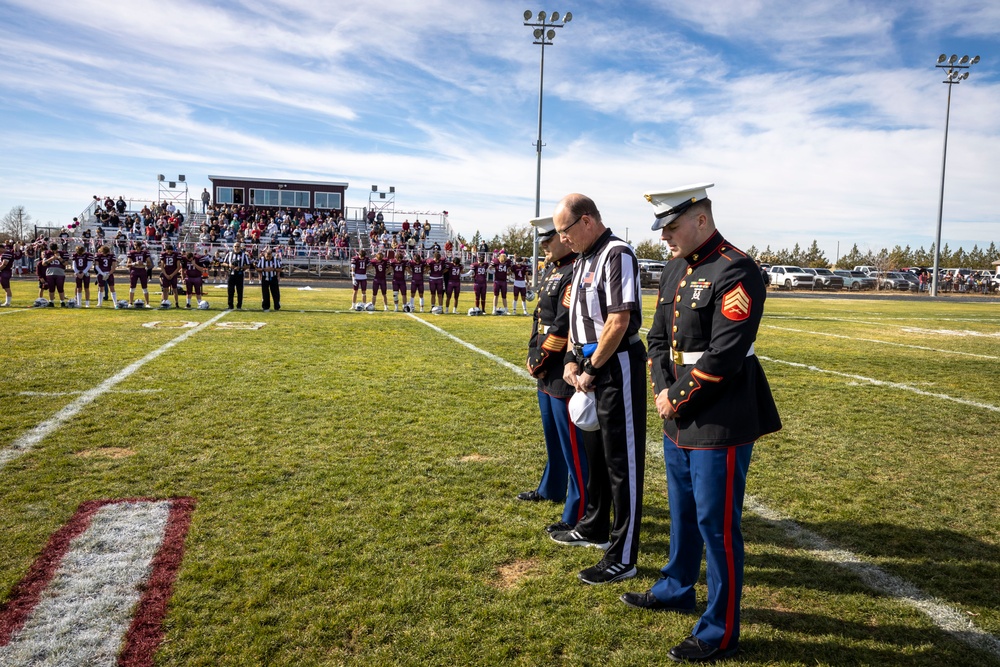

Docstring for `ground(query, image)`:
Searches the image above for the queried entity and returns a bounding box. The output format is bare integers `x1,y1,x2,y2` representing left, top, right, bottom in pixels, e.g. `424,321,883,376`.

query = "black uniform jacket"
527,254,577,399
647,231,781,449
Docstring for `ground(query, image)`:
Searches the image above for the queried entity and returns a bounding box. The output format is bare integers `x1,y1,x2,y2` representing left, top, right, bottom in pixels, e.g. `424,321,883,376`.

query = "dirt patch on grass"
76,447,136,459
459,453,491,462
494,558,539,589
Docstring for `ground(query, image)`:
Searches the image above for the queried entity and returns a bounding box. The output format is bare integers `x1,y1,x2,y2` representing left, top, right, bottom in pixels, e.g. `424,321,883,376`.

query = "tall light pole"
930,53,980,297
523,9,572,289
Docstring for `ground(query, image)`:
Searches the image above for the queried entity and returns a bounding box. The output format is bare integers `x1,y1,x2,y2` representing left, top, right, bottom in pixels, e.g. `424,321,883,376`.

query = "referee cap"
530,216,556,240
568,391,600,432
644,183,714,231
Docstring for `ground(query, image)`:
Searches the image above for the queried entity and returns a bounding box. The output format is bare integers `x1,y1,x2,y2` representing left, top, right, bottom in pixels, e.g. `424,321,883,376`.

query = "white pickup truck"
768,265,816,290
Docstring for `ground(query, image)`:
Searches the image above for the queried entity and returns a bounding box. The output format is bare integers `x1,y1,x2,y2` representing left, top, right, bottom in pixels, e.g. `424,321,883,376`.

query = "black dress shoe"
516,490,545,501
620,591,696,613
667,635,738,663
545,520,572,533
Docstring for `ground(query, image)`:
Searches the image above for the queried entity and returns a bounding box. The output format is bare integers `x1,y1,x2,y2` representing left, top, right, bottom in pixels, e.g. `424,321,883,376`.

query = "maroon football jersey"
128,249,150,270
390,259,408,281
448,262,463,280
71,252,93,273
492,259,511,282
512,263,529,281
371,258,388,280
160,250,181,275
472,262,488,285
94,254,116,273
428,259,446,279
409,260,426,279
351,255,370,276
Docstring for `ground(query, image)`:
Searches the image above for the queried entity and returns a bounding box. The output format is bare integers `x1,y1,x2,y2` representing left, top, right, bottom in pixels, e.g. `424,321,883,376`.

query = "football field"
1,282,999,666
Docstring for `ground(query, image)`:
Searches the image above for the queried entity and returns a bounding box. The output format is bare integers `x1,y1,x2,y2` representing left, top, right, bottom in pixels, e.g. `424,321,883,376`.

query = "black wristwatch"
581,358,599,376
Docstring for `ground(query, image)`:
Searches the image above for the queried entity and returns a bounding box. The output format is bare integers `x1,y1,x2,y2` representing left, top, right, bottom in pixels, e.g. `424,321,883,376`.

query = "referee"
548,193,646,585
256,247,282,312
223,242,251,310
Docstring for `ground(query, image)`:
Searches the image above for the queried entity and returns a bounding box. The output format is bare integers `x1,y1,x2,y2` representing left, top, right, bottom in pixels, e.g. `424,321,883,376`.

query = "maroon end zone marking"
118,497,195,667
0,497,196,666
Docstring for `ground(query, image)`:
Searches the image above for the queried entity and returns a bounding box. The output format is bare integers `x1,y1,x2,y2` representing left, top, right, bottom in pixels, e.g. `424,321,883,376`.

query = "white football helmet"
33,298,50,308
495,307,507,316
197,300,210,310
160,300,171,309
64,300,77,308
526,289,536,302
116,300,131,309
431,305,443,315
467,307,478,316
402,304,412,313
134,299,146,308
365,302,375,312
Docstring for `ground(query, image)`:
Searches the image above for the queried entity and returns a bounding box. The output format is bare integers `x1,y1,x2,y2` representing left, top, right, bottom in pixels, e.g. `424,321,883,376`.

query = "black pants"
227,272,244,309
575,341,647,565
261,277,280,311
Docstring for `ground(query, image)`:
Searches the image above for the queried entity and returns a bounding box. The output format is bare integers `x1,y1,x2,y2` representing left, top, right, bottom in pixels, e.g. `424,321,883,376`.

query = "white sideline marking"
758,355,1000,413
763,325,1000,361
0,311,228,471
744,496,1000,660
406,314,534,381
0,501,171,666
901,326,1000,338
18,389,163,397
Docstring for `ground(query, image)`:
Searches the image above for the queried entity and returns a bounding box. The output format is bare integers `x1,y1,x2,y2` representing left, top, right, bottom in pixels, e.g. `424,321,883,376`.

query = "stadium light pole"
930,53,979,297
523,9,572,289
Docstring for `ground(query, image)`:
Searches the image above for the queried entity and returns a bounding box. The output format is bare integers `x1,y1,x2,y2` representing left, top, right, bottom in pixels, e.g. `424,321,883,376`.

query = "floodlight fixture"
538,10,546,20
929,52,981,296
169,182,176,188
372,185,378,192
178,175,185,182
551,11,559,21
524,9,532,20
157,174,165,181
389,186,395,193
547,29,556,39
534,28,543,38
563,11,572,21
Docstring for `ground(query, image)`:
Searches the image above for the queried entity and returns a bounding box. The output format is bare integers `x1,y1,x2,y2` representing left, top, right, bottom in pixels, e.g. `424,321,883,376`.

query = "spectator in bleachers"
201,188,210,213
116,197,126,214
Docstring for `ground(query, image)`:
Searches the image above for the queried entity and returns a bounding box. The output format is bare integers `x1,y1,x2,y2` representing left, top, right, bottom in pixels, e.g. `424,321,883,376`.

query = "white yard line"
762,325,1000,360
744,496,1000,660
420,315,999,655
758,355,1000,413
406,314,535,381
18,389,163,397
0,311,228,471
0,501,171,666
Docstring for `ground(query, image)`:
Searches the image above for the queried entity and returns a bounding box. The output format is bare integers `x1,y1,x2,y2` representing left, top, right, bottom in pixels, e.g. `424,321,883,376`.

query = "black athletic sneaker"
667,635,738,663
545,520,573,534
549,529,611,550
578,558,637,585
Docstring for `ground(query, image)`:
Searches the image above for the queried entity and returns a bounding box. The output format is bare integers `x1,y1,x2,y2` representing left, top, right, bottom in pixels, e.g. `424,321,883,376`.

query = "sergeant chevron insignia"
722,283,751,321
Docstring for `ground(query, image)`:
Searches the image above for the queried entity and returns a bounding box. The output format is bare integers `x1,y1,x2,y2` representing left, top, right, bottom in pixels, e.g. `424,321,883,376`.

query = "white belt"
673,343,755,366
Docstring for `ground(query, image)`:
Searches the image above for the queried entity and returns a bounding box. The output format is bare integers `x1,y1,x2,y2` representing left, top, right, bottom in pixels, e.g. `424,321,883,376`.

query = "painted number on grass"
214,322,266,330
142,321,199,329
0,498,196,667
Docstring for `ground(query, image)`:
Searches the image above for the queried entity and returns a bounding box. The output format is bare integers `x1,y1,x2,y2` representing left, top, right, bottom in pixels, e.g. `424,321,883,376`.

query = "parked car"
879,272,915,291
768,265,815,290
638,261,665,288
833,269,877,290
802,268,845,290
853,265,879,276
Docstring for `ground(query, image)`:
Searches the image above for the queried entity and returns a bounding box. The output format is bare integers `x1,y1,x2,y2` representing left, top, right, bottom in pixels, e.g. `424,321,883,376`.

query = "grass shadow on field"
744,610,998,666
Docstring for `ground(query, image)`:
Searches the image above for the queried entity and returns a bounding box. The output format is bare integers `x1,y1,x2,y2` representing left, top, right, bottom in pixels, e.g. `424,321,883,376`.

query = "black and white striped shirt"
257,256,282,280
568,229,642,346
223,250,251,274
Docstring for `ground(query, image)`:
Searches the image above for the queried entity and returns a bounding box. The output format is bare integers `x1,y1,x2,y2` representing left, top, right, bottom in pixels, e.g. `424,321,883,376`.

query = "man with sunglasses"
548,193,646,587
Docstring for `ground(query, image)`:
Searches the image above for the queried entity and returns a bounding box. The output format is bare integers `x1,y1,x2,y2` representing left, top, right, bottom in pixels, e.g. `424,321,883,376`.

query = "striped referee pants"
575,339,646,565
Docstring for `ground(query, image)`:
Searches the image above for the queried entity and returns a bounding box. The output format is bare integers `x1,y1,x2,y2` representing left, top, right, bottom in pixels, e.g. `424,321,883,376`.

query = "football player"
0,241,23,306
445,256,463,314
69,245,94,307
182,251,210,308
389,250,408,311
491,252,512,314
158,242,182,308
427,251,447,311
408,251,426,312
93,245,118,307
41,242,69,306
127,241,153,307
370,251,390,311
351,248,370,309
510,254,532,315
470,254,489,312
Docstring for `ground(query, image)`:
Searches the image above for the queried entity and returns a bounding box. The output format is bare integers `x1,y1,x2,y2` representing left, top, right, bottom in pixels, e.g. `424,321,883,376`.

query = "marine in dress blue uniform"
621,184,781,663
519,216,589,533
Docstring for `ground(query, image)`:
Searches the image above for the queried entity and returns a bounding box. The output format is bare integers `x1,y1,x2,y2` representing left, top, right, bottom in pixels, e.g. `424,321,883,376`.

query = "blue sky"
1,0,998,260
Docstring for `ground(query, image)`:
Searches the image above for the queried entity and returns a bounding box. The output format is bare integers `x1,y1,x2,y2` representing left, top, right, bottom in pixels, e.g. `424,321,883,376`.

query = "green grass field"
1,280,999,666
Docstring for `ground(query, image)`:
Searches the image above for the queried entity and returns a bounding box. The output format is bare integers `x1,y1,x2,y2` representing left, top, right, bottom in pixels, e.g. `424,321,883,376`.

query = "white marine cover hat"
530,216,556,239
568,391,600,431
644,183,714,231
